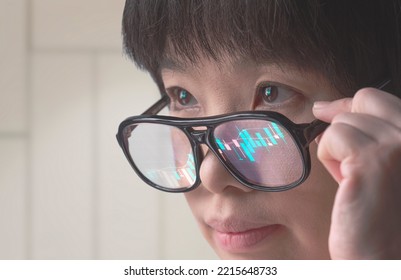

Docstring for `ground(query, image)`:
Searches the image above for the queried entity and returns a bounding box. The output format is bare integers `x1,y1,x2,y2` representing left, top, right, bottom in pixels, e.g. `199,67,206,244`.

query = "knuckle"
334,97,353,111
353,87,376,100
331,112,351,124
352,88,376,110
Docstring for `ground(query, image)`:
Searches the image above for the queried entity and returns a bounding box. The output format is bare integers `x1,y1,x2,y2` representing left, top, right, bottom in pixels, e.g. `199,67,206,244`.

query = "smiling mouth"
212,224,283,252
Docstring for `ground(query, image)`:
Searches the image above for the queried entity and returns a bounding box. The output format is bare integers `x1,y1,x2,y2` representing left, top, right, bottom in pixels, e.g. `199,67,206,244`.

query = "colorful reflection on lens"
214,122,286,162
213,120,303,187
144,153,196,188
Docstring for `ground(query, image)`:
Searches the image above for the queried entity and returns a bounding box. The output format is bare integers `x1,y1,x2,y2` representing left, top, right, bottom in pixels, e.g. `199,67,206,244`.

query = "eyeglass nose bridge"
186,127,210,144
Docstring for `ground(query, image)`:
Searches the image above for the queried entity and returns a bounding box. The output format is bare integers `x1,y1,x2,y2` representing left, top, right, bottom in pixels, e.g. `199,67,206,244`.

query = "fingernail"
313,101,330,109
315,135,322,145
315,134,322,145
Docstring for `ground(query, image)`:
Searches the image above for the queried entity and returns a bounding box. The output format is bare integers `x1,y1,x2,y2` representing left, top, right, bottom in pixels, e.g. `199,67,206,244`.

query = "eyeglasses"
116,95,327,192
116,80,390,193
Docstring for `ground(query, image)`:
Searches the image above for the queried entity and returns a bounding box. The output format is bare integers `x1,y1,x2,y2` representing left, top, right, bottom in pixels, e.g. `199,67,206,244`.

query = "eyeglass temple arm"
373,79,391,89
302,120,329,145
117,95,168,148
141,94,169,115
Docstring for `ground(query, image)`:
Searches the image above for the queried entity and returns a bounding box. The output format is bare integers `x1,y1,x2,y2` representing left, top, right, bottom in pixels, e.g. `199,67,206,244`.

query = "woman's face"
161,55,340,259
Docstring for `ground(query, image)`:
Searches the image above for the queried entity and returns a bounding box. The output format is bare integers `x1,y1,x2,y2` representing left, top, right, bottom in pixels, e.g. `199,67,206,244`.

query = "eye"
255,83,299,107
165,87,199,110
176,88,195,105
260,85,278,103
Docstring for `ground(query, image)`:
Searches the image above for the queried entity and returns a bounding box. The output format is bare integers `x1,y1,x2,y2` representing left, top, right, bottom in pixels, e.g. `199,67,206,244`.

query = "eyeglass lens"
127,123,196,190
213,119,303,187
125,119,304,190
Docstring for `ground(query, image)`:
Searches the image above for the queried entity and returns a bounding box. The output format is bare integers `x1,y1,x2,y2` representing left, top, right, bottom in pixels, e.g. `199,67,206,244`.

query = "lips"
207,218,282,252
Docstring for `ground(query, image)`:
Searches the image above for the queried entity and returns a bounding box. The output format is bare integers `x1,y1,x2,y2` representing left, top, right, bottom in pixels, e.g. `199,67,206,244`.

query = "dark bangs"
122,0,401,96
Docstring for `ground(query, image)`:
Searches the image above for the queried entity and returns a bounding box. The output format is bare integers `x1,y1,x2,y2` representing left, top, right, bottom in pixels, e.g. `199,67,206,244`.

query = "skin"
160,54,401,259
314,90,401,259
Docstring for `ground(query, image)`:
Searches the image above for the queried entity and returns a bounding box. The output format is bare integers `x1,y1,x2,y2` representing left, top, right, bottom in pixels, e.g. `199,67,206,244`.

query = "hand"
313,88,401,259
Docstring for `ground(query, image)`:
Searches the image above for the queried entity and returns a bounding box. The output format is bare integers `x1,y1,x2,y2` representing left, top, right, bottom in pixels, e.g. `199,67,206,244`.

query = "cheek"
183,190,215,242
268,145,337,257
183,190,203,221
290,144,338,244
296,143,338,214
308,142,338,195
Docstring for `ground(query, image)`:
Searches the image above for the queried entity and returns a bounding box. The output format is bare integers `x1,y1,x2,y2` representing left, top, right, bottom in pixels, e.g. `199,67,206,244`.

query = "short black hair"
122,0,401,97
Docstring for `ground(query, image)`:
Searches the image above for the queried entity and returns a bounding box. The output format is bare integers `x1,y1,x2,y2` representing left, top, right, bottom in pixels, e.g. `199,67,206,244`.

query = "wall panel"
31,54,94,259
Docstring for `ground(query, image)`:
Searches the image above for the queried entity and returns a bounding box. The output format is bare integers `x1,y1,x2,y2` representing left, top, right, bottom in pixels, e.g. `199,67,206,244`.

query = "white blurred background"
0,0,216,259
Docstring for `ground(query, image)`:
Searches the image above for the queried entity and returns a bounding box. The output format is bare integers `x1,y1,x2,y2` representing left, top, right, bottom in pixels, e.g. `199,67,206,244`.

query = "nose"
187,126,252,193
198,147,253,194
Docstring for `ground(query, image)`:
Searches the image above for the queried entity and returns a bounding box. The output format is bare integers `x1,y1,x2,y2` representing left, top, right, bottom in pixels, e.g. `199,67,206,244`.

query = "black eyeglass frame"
116,79,391,193
117,96,328,193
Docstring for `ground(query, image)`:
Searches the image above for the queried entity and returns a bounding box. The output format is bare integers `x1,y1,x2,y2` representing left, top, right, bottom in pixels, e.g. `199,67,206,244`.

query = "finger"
313,98,352,123
317,122,374,183
351,88,401,129
314,88,401,128
331,112,401,143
